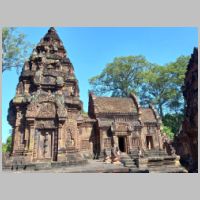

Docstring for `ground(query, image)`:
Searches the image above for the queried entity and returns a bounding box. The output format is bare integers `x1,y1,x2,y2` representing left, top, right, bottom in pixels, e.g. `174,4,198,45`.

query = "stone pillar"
157,126,163,149
12,127,20,154
27,120,35,160
99,129,105,158
33,129,39,160
57,122,65,162
52,130,55,160
58,123,62,149
100,130,104,151
128,136,132,152
12,107,23,154
113,135,118,148
77,126,81,151
24,127,29,151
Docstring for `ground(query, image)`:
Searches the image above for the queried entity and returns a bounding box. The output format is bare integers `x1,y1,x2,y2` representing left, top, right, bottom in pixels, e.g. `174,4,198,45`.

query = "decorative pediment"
111,122,131,136
26,102,56,118
37,102,56,118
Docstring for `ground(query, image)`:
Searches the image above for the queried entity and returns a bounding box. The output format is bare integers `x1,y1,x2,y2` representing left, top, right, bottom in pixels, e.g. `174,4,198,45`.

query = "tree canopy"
89,56,151,97
2,27,32,73
139,55,189,118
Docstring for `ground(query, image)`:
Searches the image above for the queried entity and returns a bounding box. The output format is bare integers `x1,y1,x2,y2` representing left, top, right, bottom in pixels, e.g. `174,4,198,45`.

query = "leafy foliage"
162,125,174,139
89,56,151,97
162,113,184,135
2,27,32,73
2,144,7,153
2,135,12,153
140,55,189,117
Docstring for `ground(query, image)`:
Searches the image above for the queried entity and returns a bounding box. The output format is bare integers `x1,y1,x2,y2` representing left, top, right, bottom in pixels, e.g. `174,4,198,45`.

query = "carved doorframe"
35,128,58,161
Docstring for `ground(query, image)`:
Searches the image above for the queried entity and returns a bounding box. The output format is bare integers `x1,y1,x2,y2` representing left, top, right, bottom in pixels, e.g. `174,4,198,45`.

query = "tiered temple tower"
8,27,85,163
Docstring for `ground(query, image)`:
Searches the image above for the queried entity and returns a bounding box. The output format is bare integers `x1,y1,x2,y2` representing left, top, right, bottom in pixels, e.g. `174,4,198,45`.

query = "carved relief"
36,120,55,129
16,111,23,126
38,102,56,118
42,75,56,85
66,129,75,147
34,68,43,84
38,130,52,159
26,102,38,118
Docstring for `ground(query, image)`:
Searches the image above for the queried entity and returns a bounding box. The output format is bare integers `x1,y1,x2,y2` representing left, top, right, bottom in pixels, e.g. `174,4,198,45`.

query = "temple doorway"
118,137,126,152
37,129,55,160
146,136,154,149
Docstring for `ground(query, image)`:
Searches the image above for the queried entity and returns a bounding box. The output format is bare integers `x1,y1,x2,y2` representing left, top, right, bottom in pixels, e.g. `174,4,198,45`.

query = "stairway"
144,149,168,157
139,149,187,173
120,153,137,169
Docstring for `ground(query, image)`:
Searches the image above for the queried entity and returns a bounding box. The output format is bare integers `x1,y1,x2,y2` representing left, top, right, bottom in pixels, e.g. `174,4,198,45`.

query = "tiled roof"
141,108,157,123
77,114,96,123
93,96,137,114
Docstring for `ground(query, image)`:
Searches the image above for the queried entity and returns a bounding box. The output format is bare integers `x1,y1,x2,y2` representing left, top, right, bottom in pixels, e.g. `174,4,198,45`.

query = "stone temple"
4,27,186,172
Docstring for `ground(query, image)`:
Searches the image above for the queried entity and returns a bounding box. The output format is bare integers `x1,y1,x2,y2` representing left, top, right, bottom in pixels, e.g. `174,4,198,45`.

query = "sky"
2,27,198,143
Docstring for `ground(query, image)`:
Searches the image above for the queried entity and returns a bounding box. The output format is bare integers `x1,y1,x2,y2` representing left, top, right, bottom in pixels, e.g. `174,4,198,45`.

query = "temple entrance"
37,129,56,160
118,137,126,152
146,136,154,149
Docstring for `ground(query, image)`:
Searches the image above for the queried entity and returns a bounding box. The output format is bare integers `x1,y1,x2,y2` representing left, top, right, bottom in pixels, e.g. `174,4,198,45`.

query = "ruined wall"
174,48,198,172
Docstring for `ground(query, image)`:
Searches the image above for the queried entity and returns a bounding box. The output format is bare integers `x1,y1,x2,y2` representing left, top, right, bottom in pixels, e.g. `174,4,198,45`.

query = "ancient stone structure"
7,27,94,166
4,27,186,172
88,93,163,157
173,48,198,172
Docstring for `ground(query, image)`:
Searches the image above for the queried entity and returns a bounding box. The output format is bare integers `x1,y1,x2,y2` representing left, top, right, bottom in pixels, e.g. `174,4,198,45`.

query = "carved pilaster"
24,127,29,151
27,119,35,155
58,123,63,149
57,122,65,162
113,135,119,148
128,136,132,150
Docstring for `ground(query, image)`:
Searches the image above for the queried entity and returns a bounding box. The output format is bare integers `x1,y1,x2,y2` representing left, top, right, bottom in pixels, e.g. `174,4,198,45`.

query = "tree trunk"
159,103,163,119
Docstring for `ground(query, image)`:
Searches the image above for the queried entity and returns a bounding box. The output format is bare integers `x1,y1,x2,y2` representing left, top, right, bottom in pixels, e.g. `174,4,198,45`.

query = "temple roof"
141,108,157,123
40,27,64,45
92,96,137,114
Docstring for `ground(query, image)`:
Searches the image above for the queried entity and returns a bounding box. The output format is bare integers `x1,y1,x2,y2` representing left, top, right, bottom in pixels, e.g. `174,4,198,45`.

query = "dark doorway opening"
118,137,126,152
146,136,154,149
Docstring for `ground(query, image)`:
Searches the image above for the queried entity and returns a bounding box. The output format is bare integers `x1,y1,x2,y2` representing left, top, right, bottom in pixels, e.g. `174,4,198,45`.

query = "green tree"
2,135,12,153
162,113,184,135
165,56,190,113
2,27,32,73
162,125,174,139
2,143,7,153
89,55,151,97
139,64,171,117
140,56,189,118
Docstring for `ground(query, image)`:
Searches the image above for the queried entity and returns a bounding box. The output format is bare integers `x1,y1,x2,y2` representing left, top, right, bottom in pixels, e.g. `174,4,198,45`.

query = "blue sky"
2,27,198,143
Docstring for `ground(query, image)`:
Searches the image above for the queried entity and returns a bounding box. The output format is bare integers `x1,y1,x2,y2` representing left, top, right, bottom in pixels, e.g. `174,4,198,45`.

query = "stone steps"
144,149,168,157
148,165,187,173
120,153,137,169
137,153,188,173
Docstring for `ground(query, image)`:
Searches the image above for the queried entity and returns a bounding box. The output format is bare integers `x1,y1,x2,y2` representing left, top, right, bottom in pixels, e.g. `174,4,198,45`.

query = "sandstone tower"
8,27,87,164
173,48,198,172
